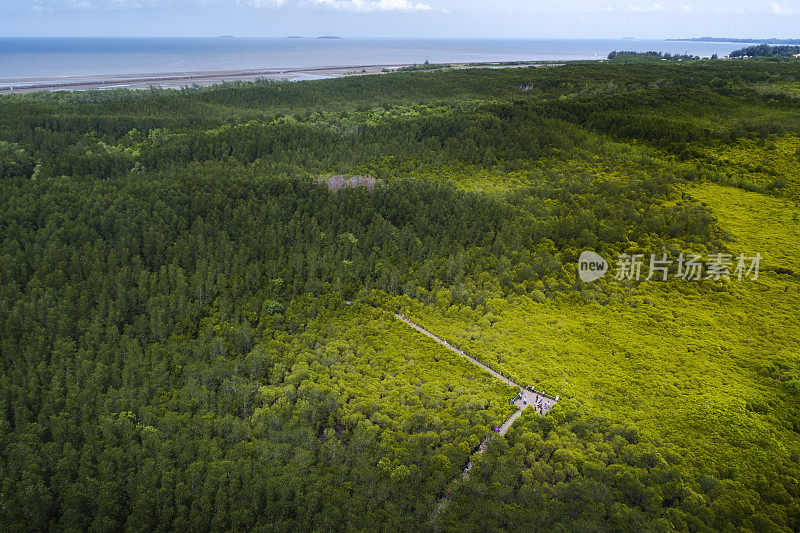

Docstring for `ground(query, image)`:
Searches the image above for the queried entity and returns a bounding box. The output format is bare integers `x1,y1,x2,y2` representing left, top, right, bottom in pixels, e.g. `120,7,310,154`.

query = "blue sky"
4,0,800,38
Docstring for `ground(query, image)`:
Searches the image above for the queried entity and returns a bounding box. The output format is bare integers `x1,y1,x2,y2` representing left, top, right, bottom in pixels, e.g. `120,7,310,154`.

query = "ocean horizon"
0,37,748,80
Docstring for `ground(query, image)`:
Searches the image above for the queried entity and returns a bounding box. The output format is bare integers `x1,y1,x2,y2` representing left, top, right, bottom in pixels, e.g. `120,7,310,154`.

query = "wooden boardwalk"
391,312,558,526
394,313,558,430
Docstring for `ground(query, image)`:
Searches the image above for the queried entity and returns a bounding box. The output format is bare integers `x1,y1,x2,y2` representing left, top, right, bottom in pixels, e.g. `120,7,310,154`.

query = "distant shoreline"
669,37,800,44
0,61,564,94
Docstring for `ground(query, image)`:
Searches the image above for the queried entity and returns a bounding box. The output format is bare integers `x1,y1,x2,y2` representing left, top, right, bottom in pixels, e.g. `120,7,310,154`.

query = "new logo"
578,251,608,283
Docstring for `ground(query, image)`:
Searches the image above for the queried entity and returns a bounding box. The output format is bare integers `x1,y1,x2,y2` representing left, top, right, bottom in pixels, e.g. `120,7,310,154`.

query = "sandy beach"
0,62,559,94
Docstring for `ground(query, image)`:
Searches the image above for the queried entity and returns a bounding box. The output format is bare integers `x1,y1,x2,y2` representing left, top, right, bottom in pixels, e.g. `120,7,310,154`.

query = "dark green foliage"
1,59,800,531
608,50,700,61
0,141,36,179
440,408,800,532
730,45,800,58
393,61,453,72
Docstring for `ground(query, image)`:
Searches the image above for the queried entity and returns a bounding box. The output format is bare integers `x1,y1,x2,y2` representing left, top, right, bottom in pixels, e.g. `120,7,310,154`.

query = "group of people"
532,395,551,415
508,387,554,415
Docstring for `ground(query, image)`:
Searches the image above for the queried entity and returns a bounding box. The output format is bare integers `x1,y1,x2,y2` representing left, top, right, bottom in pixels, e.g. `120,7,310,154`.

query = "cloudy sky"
4,0,800,38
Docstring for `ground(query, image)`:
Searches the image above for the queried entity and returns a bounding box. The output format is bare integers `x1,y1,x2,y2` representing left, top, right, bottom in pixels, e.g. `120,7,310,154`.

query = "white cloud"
237,0,287,6
308,0,435,12
30,1,54,12
770,2,800,14
66,0,97,8
26,0,436,11
588,2,695,14
625,3,667,12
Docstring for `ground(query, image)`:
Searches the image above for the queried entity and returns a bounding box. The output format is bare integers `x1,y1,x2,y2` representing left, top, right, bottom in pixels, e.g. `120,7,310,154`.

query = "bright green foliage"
398,182,800,530
402,270,800,478
689,182,800,273
686,137,800,200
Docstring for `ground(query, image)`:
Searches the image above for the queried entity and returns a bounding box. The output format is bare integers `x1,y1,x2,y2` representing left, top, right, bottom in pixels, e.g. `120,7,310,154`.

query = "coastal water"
0,37,746,80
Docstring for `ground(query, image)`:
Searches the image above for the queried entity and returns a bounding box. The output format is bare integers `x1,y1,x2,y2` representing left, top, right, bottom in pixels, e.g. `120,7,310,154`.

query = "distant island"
286,36,303,39
670,37,800,44
317,36,342,39
218,35,234,39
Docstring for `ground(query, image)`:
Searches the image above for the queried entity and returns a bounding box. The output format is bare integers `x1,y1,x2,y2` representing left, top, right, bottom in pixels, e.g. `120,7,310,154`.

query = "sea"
0,37,748,80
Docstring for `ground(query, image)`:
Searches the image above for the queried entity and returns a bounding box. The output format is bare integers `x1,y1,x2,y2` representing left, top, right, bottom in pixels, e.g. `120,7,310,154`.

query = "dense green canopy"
1,59,799,531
